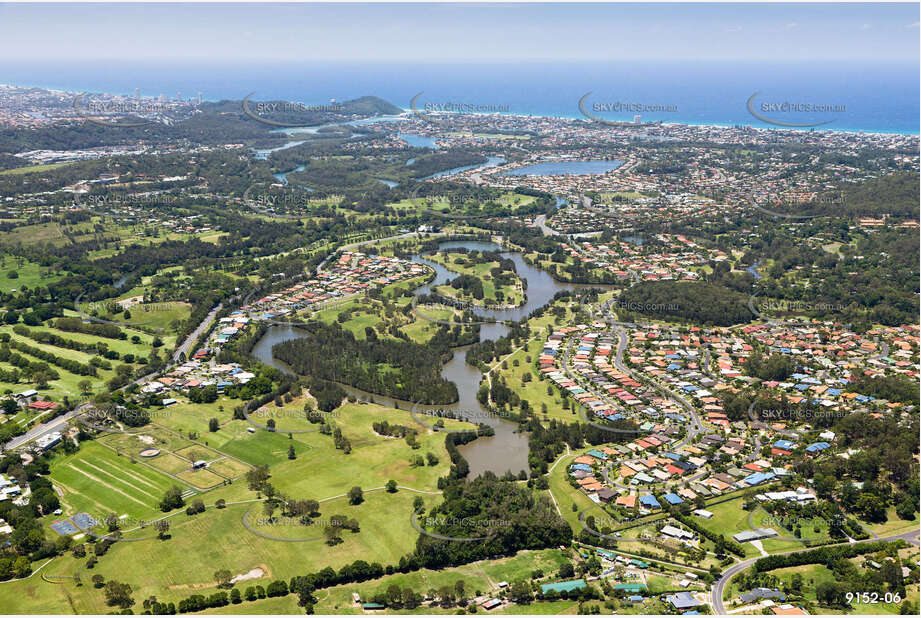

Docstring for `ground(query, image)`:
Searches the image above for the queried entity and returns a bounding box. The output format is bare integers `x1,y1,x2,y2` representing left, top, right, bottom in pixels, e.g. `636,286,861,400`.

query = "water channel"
251,240,610,478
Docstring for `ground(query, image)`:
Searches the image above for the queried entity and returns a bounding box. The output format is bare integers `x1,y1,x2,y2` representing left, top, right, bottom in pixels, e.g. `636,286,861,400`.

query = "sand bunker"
230,567,265,584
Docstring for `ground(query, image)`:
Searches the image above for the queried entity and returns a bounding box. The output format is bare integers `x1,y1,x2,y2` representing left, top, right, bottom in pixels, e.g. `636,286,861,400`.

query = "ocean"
1,59,918,134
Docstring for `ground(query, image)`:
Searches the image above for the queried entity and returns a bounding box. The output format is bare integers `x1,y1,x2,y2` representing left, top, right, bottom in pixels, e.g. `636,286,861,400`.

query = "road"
533,214,559,237
710,529,920,614
5,230,449,453
315,230,433,273
173,302,223,362
2,403,91,451
608,324,703,448
4,301,225,453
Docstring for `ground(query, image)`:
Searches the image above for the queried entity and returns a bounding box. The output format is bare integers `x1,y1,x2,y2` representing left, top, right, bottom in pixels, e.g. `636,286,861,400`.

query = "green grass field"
0,254,66,291
427,252,524,307
0,320,162,402
0,161,74,175
49,441,185,520
4,490,440,613
95,302,193,335
547,453,607,532
311,549,570,613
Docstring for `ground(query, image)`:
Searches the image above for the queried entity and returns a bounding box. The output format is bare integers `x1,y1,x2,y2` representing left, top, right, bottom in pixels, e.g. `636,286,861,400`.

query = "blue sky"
0,3,917,62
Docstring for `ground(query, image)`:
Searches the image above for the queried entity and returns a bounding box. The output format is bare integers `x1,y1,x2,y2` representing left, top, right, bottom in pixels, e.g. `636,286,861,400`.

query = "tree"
348,486,363,505
386,479,397,493
78,380,93,396
92,574,105,588
32,370,53,389
454,579,466,603
287,444,296,460
508,581,532,604
856,493,886,522
209,418,219,432
816,581,841,607
402,588,419,609
2,397,17,415
386,584,402,607
789,573,803,593
154,520,170,540
104,580,134,608
214,569,233,589
159,486,185,511
245,465,270,491
323,524,342,546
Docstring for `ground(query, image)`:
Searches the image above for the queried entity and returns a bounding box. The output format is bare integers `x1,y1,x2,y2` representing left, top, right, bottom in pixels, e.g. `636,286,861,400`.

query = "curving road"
710,529,921,614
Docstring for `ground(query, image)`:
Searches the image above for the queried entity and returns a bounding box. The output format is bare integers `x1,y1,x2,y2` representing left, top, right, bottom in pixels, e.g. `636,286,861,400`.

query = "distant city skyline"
0,3,918,62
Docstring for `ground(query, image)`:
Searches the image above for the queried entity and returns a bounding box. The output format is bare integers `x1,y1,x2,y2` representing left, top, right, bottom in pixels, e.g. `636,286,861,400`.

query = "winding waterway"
251,239,610,478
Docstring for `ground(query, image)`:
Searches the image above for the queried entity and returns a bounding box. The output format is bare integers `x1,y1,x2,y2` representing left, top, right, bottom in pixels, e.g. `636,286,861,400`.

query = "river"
251,239,609,478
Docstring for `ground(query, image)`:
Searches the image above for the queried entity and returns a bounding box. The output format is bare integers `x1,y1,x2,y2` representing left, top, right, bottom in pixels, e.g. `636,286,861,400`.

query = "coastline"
1,79,918,137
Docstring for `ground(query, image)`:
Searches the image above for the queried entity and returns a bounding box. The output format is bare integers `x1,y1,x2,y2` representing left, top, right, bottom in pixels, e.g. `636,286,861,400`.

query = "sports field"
49,441,185,520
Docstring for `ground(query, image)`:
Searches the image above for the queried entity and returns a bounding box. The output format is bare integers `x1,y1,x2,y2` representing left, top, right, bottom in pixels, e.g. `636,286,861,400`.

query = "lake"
420,156,506,180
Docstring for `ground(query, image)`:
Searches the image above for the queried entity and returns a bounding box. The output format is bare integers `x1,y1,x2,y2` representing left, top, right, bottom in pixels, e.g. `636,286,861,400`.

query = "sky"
0,2,917,63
